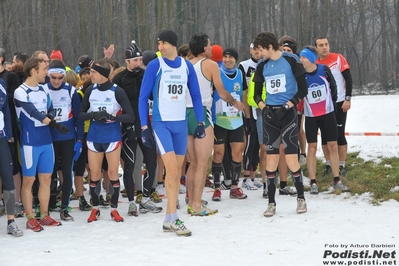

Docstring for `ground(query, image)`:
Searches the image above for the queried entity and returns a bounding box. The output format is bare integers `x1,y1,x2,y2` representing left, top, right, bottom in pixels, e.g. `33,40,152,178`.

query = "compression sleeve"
114,86,135,123
138,60,159,128
186,60,204,122
253,61,266,105
324,65,338,103
71,88,84,140
78,85,94,121
342,69,353,97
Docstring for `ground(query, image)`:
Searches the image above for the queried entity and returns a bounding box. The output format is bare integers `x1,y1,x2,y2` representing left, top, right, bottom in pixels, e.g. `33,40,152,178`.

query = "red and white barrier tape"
344,132,399,136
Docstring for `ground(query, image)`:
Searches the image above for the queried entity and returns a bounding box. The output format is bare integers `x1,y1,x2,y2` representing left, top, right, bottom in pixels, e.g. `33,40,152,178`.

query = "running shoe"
179,184,186,194
106,193,111,205
60,209,74,221
310,183,319,195
333,181,350,192
110,209,124,222
150,191,162,203
339,166,348,177
263,203,276,217
70,191,78,200
212,189,221,202
79,196,92,211
135,192,143,204
187,205,218,216
252,178,263,188
0,204,5,216
296,198,307,214
163,221,172,232
262,189,269,199
14,203,24,218
99,195,109,207
139,200,163,213
156,184,165,197
39,215,62,226
299,154,307,165
220,181,231,190
170,219,192,237
127,203,138,217
7,221,23,237
87,209,100,223
242,179,258,190
229,188,248,199
205,176,214,188
279,186,297,196
323,165,332,176
26,218,43,232
185,196,208,205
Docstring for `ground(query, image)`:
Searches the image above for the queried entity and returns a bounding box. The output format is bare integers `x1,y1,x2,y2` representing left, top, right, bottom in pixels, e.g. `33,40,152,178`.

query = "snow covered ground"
1,95,398,266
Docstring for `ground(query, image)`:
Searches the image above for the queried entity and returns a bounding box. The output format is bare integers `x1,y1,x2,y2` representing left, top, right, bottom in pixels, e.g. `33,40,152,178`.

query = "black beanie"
142,50,157,66
78,55,93,69
223,47,238,61
283,41,297,54
157,29,178,47
125,40,143,60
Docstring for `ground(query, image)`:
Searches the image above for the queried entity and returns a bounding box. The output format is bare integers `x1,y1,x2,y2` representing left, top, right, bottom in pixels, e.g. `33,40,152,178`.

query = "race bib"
266,74,286,94
34,106,47,127
308,85,327,104
91,101,113,114
162,80,186,102
53,103,68,122
222,93,240,117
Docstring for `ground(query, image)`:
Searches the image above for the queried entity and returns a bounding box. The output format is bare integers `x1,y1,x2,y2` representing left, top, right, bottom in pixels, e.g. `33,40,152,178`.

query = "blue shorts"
87,141,121,153
152,120,187,156
21,144,54,176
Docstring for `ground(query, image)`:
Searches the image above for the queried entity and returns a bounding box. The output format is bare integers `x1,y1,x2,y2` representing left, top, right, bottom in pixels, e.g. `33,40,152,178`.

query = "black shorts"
263,106,298,155
305,112,337,143
214,124,244,145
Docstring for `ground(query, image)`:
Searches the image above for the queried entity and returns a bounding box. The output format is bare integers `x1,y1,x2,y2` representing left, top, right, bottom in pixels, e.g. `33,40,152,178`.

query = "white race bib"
53,103,68,122
266,74,286,94
222,93,240,117
162,80,186,102
308,85,327,104
91,102,113,114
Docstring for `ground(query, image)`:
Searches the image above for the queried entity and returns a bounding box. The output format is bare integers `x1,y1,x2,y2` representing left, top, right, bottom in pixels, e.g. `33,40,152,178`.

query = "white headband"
48,68,66,76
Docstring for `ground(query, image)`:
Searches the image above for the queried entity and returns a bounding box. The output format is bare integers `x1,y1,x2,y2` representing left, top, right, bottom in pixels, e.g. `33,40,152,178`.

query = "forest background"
1,0,398,93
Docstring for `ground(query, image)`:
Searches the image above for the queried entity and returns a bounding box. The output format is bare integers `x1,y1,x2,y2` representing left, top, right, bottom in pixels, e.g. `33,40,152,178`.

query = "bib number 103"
168,84,183,95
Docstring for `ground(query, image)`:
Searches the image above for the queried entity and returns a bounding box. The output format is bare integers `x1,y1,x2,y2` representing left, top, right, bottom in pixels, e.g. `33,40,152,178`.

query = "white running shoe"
156,184,165,196
242,179,258,190
296,198,307,214
252,178,263,188
263,203,276,217
299,154,307,165
170,219,192,237
179,184,186,194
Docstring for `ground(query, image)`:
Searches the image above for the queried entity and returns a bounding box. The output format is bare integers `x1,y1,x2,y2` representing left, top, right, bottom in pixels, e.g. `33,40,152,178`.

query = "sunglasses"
50,76,64,80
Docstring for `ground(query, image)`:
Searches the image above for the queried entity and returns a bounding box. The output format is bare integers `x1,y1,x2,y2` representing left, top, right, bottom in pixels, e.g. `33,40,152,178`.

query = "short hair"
314,36,328,46
64,70,79,87
0,48,6,65
178,44,191,57
14,52,29,64
78,67,90,78
302,45,317,54
23,57,45,77
189,33,209,57
31,50,47,58
94,59,111,70
253,32,279,51
49,59,65,69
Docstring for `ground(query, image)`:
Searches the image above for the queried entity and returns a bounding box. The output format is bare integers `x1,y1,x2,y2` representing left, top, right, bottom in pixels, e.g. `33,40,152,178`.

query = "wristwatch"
198,121,204,126
345,96,351,101
283,104,290,110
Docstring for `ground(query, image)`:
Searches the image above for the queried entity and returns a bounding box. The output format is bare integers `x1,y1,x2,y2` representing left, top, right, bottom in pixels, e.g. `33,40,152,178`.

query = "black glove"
141,128,155,148
194,123,206,139
273,107,288,124
49,120,70,135
125,126,136,140
245,118,253,134
92,111,114,123
262,107,275,123
46,113,54,120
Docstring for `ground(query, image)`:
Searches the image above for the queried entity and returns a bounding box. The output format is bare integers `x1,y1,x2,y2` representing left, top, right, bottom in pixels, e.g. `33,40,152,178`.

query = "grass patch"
302,152,399,203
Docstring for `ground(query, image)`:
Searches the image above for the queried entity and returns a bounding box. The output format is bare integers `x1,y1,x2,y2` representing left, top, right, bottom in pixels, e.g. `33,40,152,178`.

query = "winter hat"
50,50,63,61
211,45,223,62
142,50,157,66
125,40,143,60
282,41,297,54
299,48,317,64
78,55,93,69
223,47,238,62
157,29,178,47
